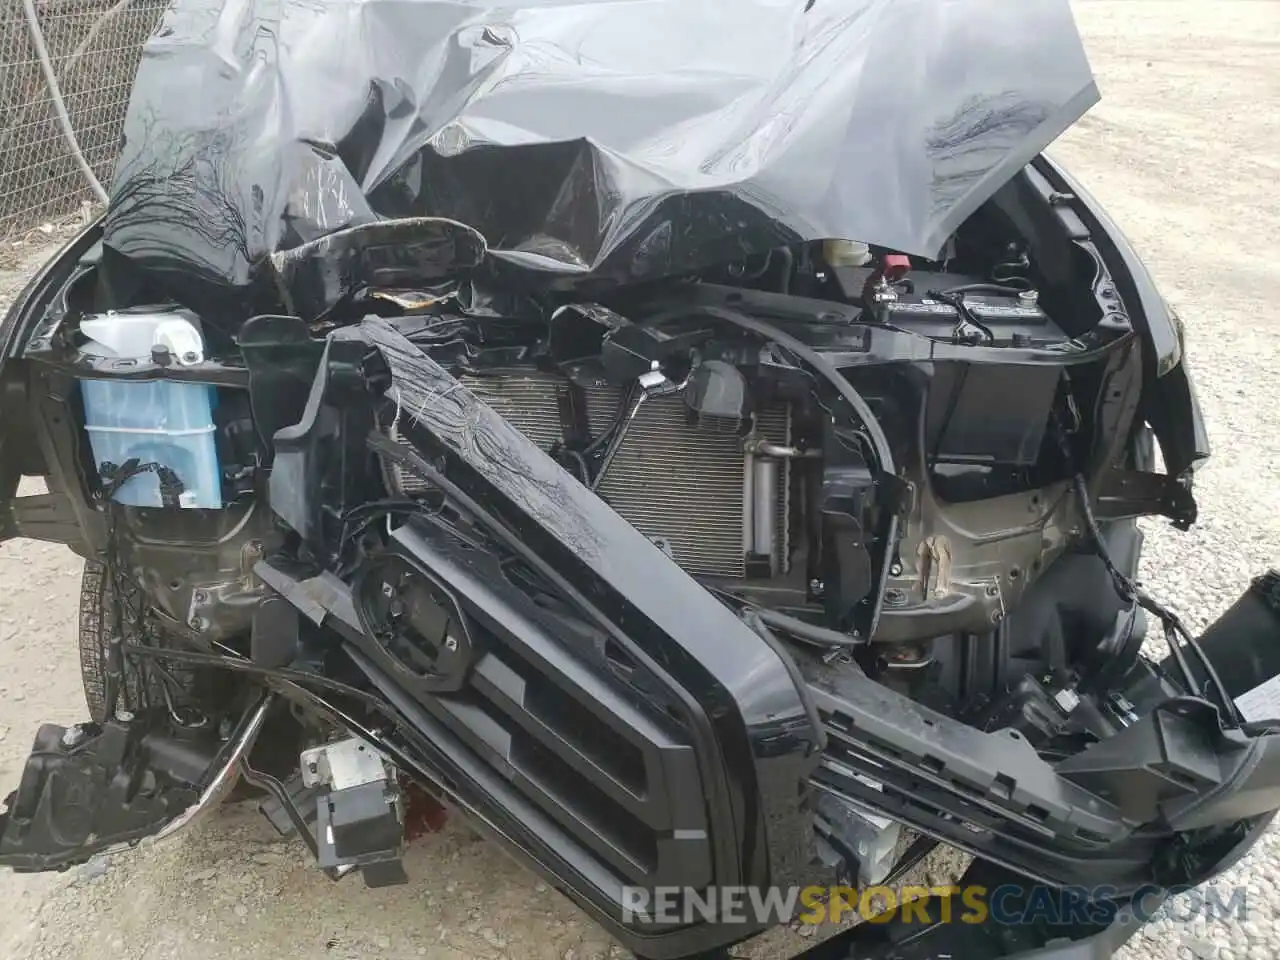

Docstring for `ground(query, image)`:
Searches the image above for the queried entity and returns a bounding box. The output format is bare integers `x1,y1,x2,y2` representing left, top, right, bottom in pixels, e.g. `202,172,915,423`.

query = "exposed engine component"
583,384,792,579
3,204,1278,960
392,373,795,580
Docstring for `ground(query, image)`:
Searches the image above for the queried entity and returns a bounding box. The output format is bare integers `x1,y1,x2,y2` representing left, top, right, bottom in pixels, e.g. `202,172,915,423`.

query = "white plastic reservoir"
79,311,222,509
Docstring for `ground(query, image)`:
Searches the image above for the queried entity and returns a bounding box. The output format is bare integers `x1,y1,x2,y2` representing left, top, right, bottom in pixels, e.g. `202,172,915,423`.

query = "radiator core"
398,373,790,579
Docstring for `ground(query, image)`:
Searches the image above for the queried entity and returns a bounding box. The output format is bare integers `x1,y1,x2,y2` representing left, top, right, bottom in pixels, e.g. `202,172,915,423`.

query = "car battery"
867,290,1064,346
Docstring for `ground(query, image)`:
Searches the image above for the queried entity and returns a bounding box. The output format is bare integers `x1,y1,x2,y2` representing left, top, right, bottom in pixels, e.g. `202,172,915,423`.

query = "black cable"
1068,469,1241,727
239,764,313,839
927,289,996,345
703,581,864,651
1070,472,1197,688
237,762,332,871
335,496,456,575
96,459,189,716
754,607,866,651
101,506,142,719
653,305,896,475
547,444,592,486
144,657,197,721
98,457,185,508
1159,607,1242,727
1047,392,1240,725
340,496,441,522
121,642,394,714
990,267,1033,288
342,497,444,521
582,383,638,457
938,282,1032,297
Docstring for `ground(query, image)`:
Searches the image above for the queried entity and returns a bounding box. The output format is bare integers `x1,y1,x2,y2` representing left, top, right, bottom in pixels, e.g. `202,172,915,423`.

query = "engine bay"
11,173,1167,742
5,160,1269,959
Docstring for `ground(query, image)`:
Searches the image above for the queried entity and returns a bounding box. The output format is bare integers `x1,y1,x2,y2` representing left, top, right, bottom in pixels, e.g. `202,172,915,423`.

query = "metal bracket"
1095,469,1197,529
301,738,390,790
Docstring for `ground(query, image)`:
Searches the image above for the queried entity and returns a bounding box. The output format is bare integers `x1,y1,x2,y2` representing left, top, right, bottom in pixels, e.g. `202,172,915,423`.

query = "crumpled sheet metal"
102,0,1097,316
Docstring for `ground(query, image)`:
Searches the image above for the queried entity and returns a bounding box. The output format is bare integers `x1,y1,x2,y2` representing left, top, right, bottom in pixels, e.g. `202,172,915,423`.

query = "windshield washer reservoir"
78,311,222,509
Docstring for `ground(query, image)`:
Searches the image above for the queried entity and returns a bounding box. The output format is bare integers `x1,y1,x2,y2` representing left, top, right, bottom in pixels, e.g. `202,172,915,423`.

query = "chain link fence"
0,0,167,239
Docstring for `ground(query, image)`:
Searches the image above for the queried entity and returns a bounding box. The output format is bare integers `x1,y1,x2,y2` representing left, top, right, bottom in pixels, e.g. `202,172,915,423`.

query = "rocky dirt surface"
2,1,1280,958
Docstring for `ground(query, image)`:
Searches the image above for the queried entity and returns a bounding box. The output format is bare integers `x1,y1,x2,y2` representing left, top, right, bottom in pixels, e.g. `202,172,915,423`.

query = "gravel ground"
2,2,1279,958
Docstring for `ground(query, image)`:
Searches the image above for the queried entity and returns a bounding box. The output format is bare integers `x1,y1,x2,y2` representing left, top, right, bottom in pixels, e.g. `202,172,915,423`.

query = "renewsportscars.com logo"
620,883,1249,927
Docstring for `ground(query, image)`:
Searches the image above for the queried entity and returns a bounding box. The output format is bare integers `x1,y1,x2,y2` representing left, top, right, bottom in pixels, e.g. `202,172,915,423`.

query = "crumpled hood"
101,0,1097,312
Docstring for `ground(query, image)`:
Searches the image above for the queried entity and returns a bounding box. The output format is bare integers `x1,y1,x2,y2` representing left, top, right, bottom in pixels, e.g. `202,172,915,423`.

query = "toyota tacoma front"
1,1,1278,958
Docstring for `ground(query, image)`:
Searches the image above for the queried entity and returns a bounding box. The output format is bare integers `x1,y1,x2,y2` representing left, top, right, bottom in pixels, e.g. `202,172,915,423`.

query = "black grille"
386,520,715,890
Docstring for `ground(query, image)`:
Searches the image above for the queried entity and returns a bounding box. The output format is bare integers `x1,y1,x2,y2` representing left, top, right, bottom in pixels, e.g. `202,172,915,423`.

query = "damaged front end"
1,0,1278,958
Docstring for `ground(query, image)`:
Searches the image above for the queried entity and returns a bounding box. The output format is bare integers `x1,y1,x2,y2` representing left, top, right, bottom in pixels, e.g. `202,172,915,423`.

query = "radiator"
396,373,790,579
